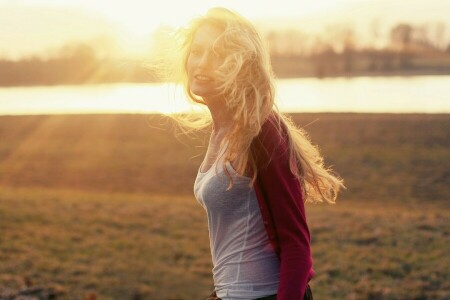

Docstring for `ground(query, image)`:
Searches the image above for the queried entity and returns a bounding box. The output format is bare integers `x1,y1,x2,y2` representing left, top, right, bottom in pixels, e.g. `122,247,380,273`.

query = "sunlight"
5,0,450,60
12,0,350,59
87,0,345,59
85,0,348,36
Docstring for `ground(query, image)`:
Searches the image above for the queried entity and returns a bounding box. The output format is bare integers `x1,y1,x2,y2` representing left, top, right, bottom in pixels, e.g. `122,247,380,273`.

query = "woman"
168,7,345,300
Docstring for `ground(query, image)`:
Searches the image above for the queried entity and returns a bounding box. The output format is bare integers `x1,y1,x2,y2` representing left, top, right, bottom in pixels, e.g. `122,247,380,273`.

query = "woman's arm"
254,117,314,299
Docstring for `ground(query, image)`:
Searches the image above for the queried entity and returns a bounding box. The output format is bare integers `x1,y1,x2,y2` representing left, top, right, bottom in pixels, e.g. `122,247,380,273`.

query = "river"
0,76,448,115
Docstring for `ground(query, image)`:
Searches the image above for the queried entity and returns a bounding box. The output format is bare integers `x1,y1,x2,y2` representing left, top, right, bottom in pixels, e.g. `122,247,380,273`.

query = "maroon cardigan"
251,116,315,299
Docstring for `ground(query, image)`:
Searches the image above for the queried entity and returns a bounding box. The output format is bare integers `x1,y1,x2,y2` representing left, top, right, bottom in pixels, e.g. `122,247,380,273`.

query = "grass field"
0,113,449,299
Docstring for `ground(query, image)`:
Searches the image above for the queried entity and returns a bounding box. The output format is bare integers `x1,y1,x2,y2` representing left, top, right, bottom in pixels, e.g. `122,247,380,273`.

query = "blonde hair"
161,7,344,204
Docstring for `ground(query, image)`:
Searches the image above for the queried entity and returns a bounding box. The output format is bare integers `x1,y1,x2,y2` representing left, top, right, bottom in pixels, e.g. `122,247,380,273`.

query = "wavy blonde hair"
163,7,344,203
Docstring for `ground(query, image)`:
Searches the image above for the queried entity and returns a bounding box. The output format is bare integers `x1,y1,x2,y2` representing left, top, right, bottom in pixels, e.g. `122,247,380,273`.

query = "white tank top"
193,151,280,300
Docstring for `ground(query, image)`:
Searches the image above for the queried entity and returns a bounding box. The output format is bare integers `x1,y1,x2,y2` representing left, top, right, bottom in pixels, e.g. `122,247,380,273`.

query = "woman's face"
186,24,225,100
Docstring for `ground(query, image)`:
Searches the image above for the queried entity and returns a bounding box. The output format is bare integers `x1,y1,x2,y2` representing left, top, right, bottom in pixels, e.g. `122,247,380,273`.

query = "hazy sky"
1,0,449,59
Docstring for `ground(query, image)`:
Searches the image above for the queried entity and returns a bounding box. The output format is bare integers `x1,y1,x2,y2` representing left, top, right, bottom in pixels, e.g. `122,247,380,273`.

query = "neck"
205,97,233,134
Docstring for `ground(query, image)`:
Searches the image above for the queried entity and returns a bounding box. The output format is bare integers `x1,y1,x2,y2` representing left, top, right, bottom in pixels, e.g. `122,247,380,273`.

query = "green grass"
0,113,449,299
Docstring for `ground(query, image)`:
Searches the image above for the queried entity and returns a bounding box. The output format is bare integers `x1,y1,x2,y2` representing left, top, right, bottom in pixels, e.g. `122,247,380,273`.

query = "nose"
198,51,214,69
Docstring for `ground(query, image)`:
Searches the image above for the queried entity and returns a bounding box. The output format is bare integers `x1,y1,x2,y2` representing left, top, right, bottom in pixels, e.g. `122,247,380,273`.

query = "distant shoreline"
277,69,450,79
1,70,449,88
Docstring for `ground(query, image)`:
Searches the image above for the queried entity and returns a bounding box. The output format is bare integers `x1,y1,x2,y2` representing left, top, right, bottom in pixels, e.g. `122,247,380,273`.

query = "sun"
86,1,214,59
92,1,209,35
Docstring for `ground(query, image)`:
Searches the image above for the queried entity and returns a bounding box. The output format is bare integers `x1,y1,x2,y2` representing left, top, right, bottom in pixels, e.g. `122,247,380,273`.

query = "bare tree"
390,23,413,49
390,23,414,68
430,22,447,51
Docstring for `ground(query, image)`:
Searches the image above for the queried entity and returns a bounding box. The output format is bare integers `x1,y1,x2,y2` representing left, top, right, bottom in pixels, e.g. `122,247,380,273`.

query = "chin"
191,87,216,99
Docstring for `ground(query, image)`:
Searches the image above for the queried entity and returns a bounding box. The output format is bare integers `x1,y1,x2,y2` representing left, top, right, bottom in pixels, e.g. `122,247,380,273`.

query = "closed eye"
190,48,201,55
190,44,204,55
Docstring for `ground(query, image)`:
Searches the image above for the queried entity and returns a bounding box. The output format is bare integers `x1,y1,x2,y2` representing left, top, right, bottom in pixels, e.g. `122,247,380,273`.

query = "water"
0,76,449,115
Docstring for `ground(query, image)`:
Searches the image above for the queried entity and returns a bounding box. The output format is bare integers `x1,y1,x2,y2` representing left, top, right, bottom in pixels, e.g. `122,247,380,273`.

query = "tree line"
1,21,449,86
267,21,450,77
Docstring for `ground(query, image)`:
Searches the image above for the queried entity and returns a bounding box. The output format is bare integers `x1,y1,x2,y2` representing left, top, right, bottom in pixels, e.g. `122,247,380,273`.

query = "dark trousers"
206,283,313,300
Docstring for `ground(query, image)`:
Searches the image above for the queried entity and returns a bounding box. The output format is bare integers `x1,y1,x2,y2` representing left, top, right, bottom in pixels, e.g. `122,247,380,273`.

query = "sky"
1,0,450,59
